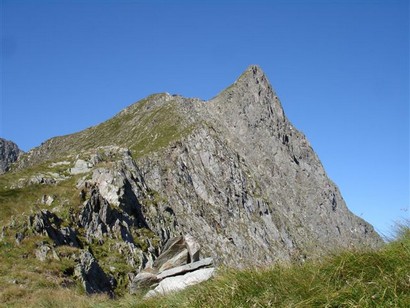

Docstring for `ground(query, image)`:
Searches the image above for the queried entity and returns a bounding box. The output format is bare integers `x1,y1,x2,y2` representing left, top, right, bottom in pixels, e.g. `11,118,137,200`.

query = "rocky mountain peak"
236,64,269,86
0,66,383,297
207,65,286,129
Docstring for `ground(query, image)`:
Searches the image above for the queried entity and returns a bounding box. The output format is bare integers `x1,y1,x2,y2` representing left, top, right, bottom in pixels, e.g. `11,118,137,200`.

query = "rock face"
0,138,22,174
29,210,81,248
134,66,381,266
2,65,383,297
23,67,383,265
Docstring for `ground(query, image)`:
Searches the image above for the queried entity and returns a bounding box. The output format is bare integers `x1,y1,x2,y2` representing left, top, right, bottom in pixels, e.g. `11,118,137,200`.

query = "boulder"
152,236,188,272
35,242,60,261
41,194,55,206
130,235,213,296
129,271,159,294
70,159,93,175
35,243,51,261
184,233,201,262
145,267,215,298
157,257,213,280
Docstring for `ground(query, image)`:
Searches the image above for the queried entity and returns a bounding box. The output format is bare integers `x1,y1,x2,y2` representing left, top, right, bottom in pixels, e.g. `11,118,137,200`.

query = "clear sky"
1,0,409,237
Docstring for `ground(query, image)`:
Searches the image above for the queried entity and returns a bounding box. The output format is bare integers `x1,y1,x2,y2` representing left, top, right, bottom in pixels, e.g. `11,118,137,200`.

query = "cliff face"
133,66,381,265
0,66,382,296
0,138,22,174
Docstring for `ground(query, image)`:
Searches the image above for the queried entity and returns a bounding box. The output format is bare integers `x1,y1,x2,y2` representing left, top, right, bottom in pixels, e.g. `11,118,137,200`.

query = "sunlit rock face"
133,65,382,266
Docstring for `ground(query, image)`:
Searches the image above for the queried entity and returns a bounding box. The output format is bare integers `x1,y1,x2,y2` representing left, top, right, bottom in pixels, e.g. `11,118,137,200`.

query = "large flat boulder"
157,257,213,280
145,267,215,298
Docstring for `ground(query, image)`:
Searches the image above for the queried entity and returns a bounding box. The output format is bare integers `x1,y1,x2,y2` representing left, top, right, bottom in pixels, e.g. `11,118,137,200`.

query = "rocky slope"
0,65,382,297
0,138,22,174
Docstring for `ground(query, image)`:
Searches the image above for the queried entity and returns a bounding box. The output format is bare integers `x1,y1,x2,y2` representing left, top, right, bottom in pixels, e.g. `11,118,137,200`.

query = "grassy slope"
137,225,410,307
0,94,198,306
0,154,159,305
1,226,408,307
16,93,195,169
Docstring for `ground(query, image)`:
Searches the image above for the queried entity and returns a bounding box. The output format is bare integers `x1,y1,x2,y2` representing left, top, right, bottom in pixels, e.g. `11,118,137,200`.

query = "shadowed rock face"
75,250,115,297
0,138,22,174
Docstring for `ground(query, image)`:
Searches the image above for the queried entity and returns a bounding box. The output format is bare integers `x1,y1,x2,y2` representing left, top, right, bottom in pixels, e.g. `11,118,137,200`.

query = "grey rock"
0,138,22,174
129,271,159,294
29,210,81,247
70,159,93,175
15,232,25,244
79,188,115,241
41,194,55,206
74,250,115,297
130,234,211,295
157,257,213,280
152,236,188,273
79,187,144,244
145,267,215,298
35,242,60,261
184,233,201,262
28,174,56,185
35,243,51,261
139,250,155,271
134,65,383,266
12,172,69,189
158,248,188,273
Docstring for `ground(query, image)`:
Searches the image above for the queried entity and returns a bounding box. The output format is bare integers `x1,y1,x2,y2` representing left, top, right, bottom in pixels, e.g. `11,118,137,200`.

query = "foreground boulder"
146,267,215,298
130,235,215,296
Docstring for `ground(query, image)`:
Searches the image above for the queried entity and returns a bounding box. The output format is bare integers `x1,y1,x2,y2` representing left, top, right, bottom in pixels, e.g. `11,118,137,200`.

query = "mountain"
0,66,382,298
0,138,22,174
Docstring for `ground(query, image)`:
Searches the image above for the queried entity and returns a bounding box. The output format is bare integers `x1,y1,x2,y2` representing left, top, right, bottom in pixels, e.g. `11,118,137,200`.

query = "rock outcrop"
130,235,215,297
74,250,116,297
0,138,22,174
29,210,81,248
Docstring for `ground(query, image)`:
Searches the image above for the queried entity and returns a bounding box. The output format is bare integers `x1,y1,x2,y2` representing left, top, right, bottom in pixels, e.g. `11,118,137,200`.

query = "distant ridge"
0,137,22,174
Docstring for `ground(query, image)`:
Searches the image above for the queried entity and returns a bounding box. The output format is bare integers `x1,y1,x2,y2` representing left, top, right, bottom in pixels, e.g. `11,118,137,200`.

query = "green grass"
0,143,167,305
16,93,196,169
1,224,408,307
136,225,409,307
0,168,81,226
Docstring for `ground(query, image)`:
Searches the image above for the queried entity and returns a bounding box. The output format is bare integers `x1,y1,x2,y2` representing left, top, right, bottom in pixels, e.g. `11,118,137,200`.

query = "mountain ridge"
0,65,382,297
16,65,277,168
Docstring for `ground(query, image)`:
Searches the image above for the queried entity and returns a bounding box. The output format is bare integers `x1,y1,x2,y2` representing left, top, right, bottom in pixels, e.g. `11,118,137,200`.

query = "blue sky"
1,0,409,237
